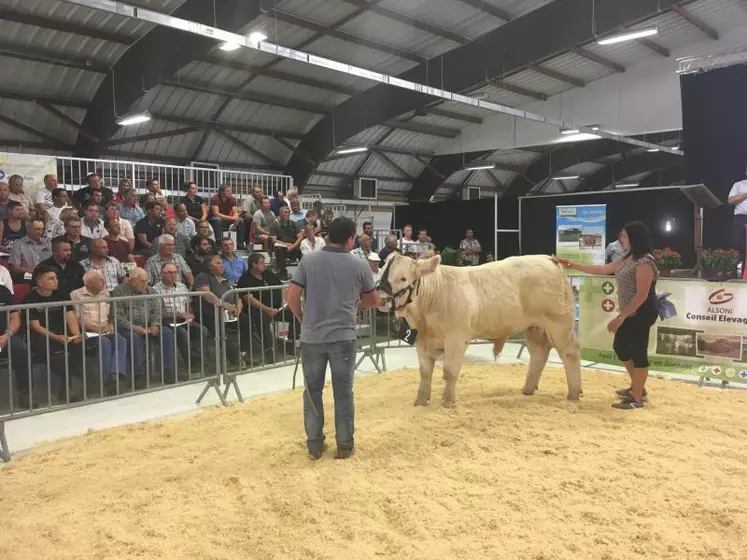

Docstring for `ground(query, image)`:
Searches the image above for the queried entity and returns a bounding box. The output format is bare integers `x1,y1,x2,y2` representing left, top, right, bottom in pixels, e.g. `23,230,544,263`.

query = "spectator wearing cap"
367,252,382,281
45,188,72,223
37,237,85,298
104,203,134,250
134,200,164,255
52,215,92,261
300,223,325,256
7,175,33,217
74,172,114,209
145,234,193,286
81,238,128,292
104,216,134,263
118,188,145,226
81,202,106,239
9,218,51,282
70,269,129,395
35,174,59,218
111,267,177,385
354,221,378,251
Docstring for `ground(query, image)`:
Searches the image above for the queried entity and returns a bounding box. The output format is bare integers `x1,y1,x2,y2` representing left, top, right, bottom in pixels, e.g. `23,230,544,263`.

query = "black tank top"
2,219,26,250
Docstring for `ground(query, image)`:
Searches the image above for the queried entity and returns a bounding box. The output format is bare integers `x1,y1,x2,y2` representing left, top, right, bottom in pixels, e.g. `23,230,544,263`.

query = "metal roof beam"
383,120,460,138
0,88,88,109
151,113,305,141
576,152,683,192
198,55,358,96
313,170,411,184
267,9,423,63
340,0,468,44
0,7,133,45
416,107,482,125
101,149,284,172
0,43,108,73
671,5,718,41
572,47,625,73
270,136,318,168
213,129,286,168
162,79,329,114
0,139,70,151
104,126,202,147
528,64,585,88
34,99,99,144
370,149,413,179
0,114,71,149
488,79,548,101
74,0,267,158
453,0,511,22
482,169,505,191
637,38,670,57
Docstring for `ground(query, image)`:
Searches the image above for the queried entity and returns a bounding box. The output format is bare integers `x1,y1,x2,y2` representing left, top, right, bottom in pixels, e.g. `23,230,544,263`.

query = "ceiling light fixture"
219,42,241,51
553,175,580,180
116,112,152,126
671,145,681,151
465,163,496,171
597,26,659,46
561,128,580,135
615,182,639,188
647,148,661,153
248,31,267,44
335,146,368,155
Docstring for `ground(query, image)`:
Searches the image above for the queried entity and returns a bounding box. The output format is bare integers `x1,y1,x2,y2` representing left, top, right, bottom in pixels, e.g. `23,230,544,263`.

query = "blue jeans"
89,333,128,380
120,327,176,375
301,340,357,453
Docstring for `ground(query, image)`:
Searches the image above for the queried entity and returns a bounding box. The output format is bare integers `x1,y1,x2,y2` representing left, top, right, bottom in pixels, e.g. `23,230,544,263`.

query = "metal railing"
0,290,224,461
56,156,293,204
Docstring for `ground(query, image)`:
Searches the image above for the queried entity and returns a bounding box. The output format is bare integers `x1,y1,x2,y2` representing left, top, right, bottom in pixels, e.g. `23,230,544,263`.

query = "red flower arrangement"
653,247,681,270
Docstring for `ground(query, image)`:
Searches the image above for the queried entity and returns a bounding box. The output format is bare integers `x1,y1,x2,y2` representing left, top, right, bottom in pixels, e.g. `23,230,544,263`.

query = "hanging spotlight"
117,112,152,126
464,163,496,171
335,146,368,155
597,26,659,46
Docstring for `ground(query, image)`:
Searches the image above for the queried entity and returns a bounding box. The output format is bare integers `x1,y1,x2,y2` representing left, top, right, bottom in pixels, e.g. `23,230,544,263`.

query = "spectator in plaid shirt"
459,229,481,266
145,234,193,286
111,267,176,384
81,238,127,292
118,188,145,226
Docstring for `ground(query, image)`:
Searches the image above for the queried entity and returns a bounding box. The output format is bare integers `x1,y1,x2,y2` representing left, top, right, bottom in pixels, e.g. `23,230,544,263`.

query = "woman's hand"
607,316,623,334
552,255,574,269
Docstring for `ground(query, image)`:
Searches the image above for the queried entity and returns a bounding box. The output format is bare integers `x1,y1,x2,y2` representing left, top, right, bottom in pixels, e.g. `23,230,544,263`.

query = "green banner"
578,276,747,384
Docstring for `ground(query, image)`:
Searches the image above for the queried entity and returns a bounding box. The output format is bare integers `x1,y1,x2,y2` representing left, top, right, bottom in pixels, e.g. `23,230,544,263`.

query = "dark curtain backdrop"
519,190,696,266
681,63,747,250
396,199,501,260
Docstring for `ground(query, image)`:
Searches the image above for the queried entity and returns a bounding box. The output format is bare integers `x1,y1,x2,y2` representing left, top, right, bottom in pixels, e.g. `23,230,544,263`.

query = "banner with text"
0,152,57,202
556,204,606,268
579,276,747,383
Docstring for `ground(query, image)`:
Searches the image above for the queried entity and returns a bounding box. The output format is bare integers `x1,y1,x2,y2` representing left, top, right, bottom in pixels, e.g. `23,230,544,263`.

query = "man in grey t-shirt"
287,217,379,460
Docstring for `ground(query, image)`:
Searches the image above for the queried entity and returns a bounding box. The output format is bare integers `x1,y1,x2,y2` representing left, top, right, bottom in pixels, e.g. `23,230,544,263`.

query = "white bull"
377,253,582,407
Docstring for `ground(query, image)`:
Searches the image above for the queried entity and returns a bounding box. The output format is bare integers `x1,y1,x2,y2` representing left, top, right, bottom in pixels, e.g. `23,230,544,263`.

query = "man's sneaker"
615,387,647,401
612,396,644,410
334,447,355,460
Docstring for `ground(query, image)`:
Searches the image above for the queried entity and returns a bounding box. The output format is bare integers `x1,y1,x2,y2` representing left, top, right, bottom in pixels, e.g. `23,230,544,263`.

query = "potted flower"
700,248,740,281
653,248,681,276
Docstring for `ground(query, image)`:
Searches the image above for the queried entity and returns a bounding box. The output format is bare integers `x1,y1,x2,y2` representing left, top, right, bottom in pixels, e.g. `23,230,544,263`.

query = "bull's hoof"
567,392,581,401
441,400,455,409
413,397,430,407
522,388,535,396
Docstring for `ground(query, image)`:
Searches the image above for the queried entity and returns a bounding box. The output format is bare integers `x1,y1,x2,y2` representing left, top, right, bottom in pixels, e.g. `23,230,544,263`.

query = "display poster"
0,151,57,202
578,276,747,384
555,204,607,268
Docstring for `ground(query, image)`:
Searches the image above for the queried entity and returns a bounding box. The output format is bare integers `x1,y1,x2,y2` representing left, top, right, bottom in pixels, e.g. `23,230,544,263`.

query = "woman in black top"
181,182,207,223
23,265,84,402
0,201,27,252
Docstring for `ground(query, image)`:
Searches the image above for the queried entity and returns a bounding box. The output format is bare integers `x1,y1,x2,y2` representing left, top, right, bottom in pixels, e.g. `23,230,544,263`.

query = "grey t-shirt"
253,209,277,231
291,246,376,343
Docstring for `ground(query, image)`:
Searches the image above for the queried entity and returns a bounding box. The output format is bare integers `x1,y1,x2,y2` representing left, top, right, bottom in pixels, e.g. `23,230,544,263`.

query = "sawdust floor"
1,364,747,560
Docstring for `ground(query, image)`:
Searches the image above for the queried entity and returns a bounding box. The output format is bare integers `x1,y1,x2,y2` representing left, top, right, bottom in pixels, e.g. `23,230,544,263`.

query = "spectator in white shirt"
399,224,418,255
300,223,325,255
288,197,307,224
45,188,72,223
0,262,13,294
35,174,59,217
81,202,106,239
351,234,374,260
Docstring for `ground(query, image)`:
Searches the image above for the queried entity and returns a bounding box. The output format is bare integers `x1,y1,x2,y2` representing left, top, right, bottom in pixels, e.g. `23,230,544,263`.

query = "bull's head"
377,253,441,313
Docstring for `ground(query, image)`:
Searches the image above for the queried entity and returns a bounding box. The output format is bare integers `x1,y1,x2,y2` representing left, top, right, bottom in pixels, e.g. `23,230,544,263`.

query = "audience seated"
110,267,176,385
118,188,144,226
44,207,76,241
134,200,165,256
8,175,33,216
350,233,374,261
0,181,10,220
45,187,71,223
288,197,306,225
252,195,277,251
0,262,13,294
354,221,378,251
270,206,301,280
74,172,113,209
219,237,247,283
81,239,128,292
209,185,243,245
186,236,213,277
23,265,85,402
0,283,30,407
379,234,399,262
0,201,27,252
8,218,51,282
152,263,211,368
240,184,262,237
104,203,134,250
173,204,195,256
38,237,85,298
103,217,134,263
145,234,193,286
181,181,207,224
70,270,129,395
300,223,325,255
53,215,92,261
81,202,106,239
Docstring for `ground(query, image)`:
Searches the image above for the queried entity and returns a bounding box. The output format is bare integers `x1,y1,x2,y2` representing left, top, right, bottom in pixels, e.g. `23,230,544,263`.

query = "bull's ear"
415,254,441,277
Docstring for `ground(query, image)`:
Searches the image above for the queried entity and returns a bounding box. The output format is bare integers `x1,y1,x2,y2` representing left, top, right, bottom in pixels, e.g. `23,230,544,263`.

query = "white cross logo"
739,371,747,380
602,299,615,312
602,282,615,295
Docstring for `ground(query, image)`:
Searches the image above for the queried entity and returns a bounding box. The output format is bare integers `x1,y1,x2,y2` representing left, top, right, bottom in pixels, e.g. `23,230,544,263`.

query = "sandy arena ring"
1,364,746,560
